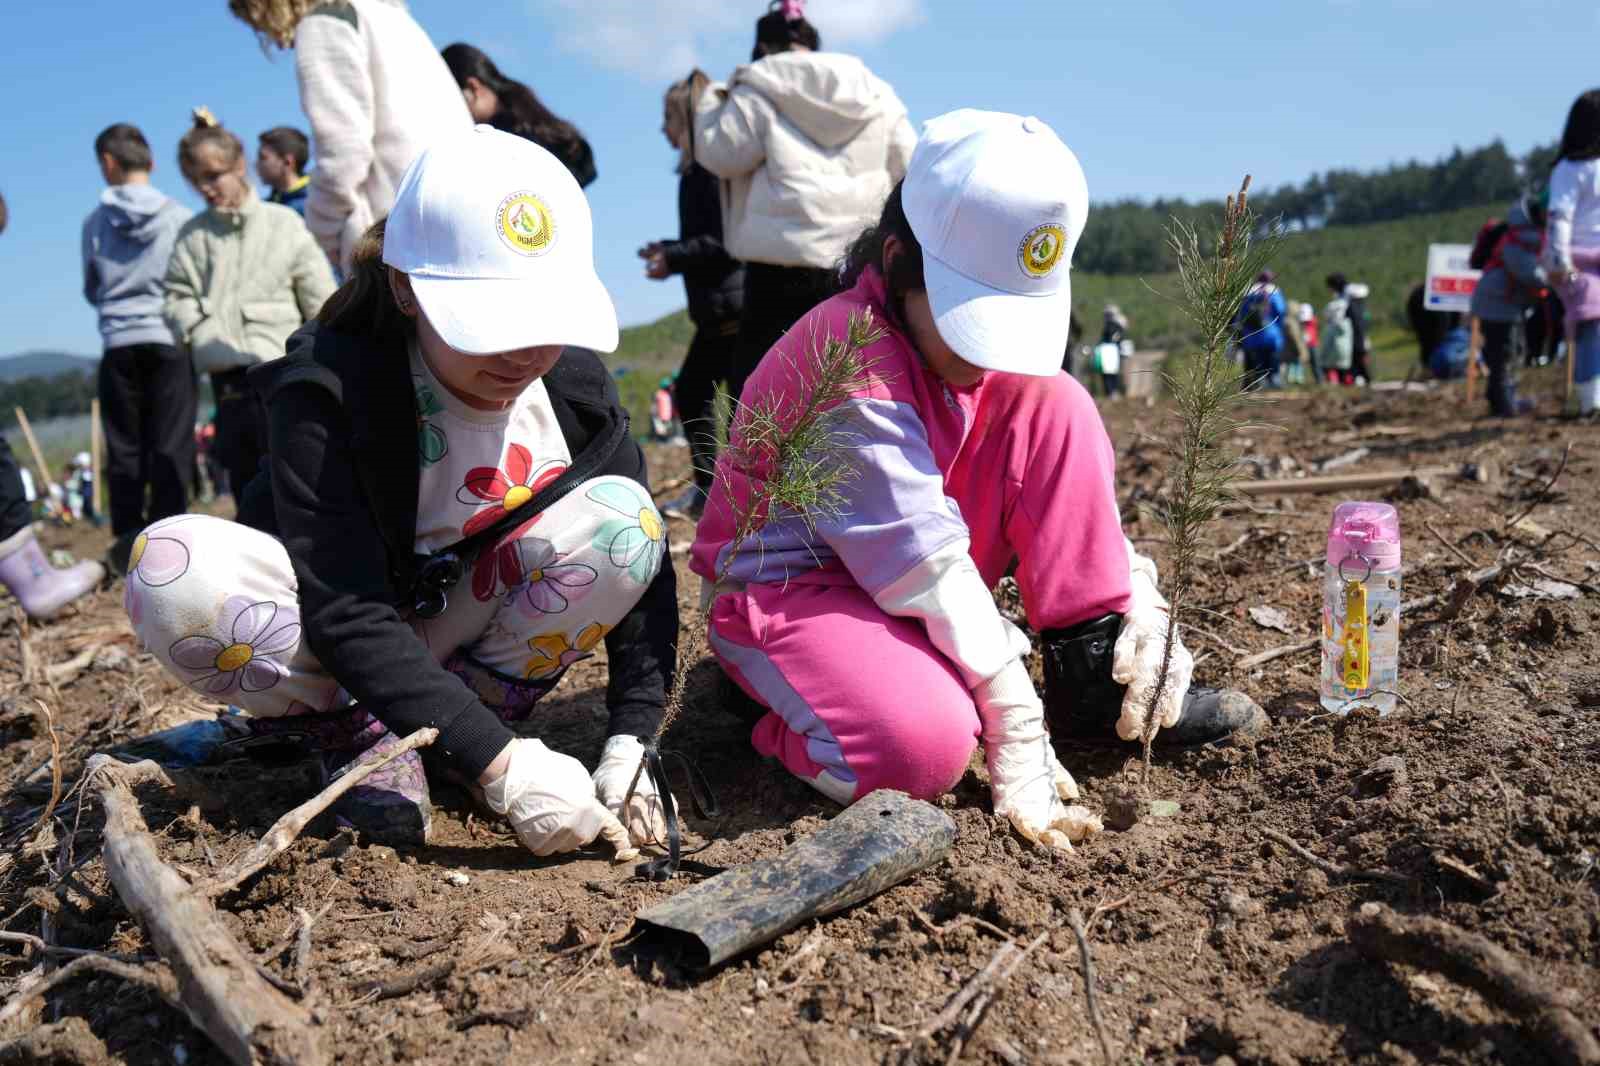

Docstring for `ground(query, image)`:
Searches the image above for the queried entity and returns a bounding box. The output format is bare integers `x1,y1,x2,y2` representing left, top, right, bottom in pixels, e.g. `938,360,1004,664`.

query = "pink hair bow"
780,0,805,20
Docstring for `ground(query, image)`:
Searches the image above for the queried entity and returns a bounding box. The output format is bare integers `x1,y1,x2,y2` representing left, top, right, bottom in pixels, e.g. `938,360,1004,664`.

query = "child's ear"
881,234,903,277
388,268,418,317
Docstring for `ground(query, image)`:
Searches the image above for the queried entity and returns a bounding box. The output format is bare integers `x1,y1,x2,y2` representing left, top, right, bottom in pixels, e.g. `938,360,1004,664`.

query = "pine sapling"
625,310,887,873
1139,176,1280,785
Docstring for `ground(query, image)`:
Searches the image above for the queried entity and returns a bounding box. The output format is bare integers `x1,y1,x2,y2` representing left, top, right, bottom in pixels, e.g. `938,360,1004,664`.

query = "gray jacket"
82,185,192,349
1469,199,1547,324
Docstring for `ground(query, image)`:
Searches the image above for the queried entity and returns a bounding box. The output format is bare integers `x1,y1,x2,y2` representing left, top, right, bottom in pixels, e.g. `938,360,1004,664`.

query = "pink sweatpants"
708,370,1132,802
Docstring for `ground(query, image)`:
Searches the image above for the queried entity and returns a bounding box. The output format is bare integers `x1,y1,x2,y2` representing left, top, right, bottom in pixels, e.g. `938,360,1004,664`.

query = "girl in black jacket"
638,70,744,518
123,127,677,857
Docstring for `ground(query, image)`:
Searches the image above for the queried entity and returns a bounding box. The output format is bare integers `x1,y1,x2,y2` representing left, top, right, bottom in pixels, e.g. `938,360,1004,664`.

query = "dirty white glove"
975,660,1104,852
593,734,671,848
482,738,634,859
1112,542,1194,743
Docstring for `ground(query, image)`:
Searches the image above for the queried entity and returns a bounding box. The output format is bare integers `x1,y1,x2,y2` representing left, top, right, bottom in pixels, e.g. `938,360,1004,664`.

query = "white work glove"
975,659,1104,853
482,738,634,859
593,734,671,848
1112,542,1194,743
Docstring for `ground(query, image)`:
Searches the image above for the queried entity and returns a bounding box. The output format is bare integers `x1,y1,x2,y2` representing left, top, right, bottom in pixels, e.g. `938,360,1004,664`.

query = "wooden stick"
1261,828,1411,885
1236,637,1319,670
1234,465,1458,497
1565,316,1579,417
1067,908,1116,1066
12,406,60,505
84,758,325,1065
200,727,438,898
1348,904,1599,1066
0,953,180,1026
1466,314,1480,407
1424,521,1477,568
27,700,62,848
90,396,104,520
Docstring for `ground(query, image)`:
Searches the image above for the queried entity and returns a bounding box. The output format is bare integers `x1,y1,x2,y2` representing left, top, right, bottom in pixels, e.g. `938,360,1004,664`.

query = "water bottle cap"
1327,500,1401,569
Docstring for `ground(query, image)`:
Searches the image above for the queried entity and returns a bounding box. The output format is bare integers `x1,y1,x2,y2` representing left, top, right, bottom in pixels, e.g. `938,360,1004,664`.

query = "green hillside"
1074,203,1494,354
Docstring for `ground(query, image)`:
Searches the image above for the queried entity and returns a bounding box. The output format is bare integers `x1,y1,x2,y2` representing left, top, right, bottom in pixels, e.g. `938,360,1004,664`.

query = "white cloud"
542,0,927,81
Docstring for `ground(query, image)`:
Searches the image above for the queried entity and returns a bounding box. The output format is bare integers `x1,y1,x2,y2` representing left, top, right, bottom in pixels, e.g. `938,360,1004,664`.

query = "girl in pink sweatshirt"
690,110,1263,851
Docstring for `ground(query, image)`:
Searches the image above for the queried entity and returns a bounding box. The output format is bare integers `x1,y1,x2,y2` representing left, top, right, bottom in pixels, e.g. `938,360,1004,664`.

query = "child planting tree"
690,110,1266,853
125,126,678,858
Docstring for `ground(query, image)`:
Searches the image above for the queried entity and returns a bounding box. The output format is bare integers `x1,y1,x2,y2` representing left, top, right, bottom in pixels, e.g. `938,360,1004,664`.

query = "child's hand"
975,660,1103,853
593,734,671,848
481,738,635,860
1111,606,1192,742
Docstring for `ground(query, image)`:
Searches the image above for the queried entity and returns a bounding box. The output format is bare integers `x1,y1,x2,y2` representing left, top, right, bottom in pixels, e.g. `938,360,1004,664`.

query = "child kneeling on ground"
691,110,1265,851
126,127,677,856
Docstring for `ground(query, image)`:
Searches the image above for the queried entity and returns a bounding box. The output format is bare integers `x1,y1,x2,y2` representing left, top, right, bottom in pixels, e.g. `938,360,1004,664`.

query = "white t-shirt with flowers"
408,343,573,605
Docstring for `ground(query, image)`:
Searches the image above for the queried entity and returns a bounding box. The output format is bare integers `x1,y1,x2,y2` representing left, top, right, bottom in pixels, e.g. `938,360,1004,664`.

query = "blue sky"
3,0,1597,357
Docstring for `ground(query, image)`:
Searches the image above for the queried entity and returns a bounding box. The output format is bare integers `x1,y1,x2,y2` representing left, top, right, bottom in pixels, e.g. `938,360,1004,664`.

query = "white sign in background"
1424,243,1480,314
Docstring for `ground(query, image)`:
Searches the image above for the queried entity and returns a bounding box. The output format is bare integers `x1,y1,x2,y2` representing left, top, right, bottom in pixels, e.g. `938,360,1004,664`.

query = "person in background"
227,0,471,272
0,190,106,616
1297,302,1320,382
1319,280,1355,385
257,126,312,216
1468,189,1546,416
1404,282,1462,374
1326,273,1373,384
1545,88,1600,417
1233,270,1287,388
691,111,1263,849
650,377,676,441
442,43,596,188
82,123,196,573
695,0,917,410
1095,304,1127,398
640,69,745,519
72,452,98,524
164,109,337,506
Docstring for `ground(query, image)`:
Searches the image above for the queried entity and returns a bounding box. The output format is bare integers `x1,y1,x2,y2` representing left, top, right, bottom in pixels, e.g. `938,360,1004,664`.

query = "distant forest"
0,370,95,428
1078,139,1556,275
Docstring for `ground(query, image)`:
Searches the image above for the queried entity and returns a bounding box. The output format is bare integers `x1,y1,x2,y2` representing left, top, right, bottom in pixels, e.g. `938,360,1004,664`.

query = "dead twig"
0,954,181,1025
1067,908,1116,1066
1261,827,1411,886
26,700,62,850
0,929,151,964
44,645,102,687
1348,904,1599,1066
1503,442,1570,537
1425,521,1477,568
1236,637,1319,670
201,727,438,898
353,958,456,1002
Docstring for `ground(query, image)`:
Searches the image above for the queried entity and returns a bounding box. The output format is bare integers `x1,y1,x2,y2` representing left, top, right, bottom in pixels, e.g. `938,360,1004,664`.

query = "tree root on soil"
1261,828,1411,886
1347,903,1600,1066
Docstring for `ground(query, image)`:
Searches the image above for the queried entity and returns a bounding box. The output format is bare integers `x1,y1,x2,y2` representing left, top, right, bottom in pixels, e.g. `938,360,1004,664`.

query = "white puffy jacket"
293,0,471,271
694,51,917,270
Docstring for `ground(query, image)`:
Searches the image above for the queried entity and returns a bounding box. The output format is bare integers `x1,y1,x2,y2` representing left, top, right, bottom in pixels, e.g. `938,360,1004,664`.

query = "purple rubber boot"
0,526,103,620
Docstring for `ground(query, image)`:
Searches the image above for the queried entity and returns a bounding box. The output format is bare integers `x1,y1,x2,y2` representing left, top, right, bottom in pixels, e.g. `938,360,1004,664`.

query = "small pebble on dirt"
1353,755,1408,798
444,871,470,887
1104,789,1143,832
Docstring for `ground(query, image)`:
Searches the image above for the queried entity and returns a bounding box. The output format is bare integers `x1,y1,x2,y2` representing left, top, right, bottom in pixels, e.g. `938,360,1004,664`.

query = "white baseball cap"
903,110,1089,377
382,124,619,355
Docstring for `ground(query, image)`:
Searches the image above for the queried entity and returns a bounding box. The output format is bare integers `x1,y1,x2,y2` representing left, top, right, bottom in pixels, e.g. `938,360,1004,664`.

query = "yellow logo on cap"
496,192,555,257
1019,223,1066,279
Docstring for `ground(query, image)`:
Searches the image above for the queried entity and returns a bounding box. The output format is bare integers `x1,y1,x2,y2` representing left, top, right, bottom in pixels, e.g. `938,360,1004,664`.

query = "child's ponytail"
752,0,820,60
318,218,415,351
177,106,245,178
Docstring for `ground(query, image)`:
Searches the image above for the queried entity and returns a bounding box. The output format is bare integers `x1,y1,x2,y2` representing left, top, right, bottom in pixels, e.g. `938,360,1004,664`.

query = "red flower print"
457,445,567,538
472,516,540,602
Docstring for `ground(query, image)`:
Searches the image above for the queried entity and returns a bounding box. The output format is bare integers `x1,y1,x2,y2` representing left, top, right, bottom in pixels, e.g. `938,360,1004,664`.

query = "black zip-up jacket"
661,163,744,328
239,322,676,779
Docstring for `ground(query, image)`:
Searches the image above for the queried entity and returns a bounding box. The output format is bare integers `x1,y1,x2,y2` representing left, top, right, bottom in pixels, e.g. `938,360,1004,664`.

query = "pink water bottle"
1320,502,1401,714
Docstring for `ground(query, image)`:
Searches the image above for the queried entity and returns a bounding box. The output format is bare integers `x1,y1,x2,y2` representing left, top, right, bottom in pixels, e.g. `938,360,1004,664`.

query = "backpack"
1469,219,1509,271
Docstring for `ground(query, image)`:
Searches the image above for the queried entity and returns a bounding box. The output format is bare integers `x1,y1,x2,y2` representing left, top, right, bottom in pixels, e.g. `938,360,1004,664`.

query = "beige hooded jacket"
163,191,338,375
694,51,917,270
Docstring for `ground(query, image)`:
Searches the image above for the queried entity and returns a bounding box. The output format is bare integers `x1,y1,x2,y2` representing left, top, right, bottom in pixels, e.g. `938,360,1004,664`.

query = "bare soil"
2,371,1598,1066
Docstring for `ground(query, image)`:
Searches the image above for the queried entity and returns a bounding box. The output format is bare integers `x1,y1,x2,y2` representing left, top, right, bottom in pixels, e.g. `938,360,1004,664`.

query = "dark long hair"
1556,89,1600,166
839,181,924,327
441,43,586,161
318,218,414,350
752,1,821,61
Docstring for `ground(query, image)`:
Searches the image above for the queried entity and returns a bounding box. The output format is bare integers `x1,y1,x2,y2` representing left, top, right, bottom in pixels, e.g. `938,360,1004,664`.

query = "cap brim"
409,272,620,355
923,253,1071,377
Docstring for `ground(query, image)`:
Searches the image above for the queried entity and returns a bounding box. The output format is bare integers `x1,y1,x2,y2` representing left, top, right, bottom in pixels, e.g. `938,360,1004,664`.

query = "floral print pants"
124,476,666,718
